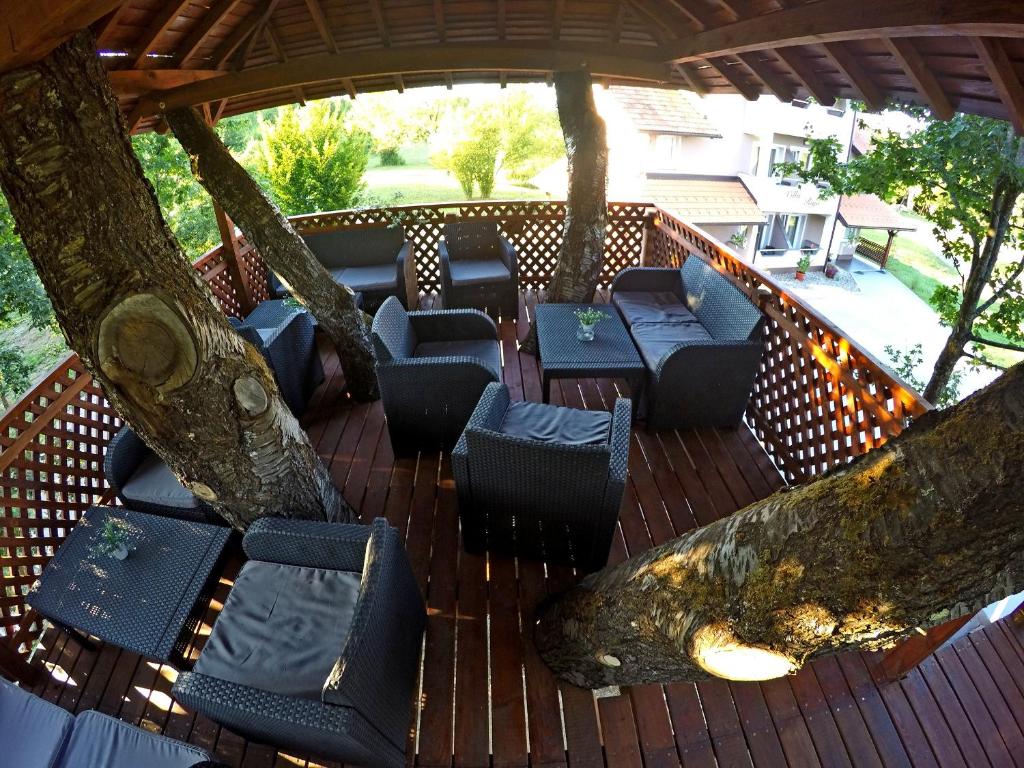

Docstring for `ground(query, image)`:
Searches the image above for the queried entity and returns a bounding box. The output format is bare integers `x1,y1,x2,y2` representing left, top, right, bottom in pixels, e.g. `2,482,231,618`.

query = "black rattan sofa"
453,383,630,571
610,256,764,429
172,518,425,768
439,221,519,319
269,224,414,311
371,295,501,455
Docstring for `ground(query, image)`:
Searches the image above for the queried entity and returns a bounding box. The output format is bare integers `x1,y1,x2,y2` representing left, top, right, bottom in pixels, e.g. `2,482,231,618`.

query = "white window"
768,144,808,178
652,134,685,169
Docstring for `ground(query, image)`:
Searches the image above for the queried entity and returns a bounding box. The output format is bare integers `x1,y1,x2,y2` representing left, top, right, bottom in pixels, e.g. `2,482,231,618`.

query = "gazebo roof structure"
4,1,1024,132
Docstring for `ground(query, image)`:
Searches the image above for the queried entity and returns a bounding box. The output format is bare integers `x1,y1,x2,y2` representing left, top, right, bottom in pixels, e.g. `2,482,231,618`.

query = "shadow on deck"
27,296,1024,768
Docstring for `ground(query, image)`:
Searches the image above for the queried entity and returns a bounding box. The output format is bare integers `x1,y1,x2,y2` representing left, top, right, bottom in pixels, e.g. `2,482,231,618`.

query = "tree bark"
0,31,352,530
522,69,608,353
164,106,379,401
535,363,1024,688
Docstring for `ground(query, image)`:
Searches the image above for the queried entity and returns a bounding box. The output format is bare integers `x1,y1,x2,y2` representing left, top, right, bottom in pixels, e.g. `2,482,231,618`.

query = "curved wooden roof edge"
4,0,1024,134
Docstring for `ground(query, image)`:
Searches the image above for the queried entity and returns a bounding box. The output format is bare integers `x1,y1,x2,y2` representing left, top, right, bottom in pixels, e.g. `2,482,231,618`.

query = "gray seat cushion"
57,710,211,768
0,678,74,768
194,560,362,702
499,400,611,446
613,291,698,326
449,258,511,287
631,321,714,370
330,264,398,291
121,453,199,511
414,339,502,381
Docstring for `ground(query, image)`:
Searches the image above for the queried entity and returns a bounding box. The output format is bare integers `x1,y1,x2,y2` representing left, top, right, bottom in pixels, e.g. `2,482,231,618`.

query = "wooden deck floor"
26,298,1024,768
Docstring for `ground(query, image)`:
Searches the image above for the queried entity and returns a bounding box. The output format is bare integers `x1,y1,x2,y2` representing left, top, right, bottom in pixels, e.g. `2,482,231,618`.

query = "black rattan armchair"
172,518,425,768
610,256,764,429
371,295,501,455
438,220,518,319
452,383,630,571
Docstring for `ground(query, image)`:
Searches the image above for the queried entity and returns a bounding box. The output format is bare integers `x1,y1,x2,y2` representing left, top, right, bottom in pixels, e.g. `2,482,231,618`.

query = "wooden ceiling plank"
0,0,124,72
177,0,244,67
661,0,1024,63
434,0,445,43
883,36,953,120
623,0,676,44
305,0,339,53
822,41,885,111
973,36,1024,134
736,51,795,101
138,43,675,117
130,0,192,68
93,2,131,47
553,0,566,40
497,0,506,40
707,56,760,100
774,46,836,106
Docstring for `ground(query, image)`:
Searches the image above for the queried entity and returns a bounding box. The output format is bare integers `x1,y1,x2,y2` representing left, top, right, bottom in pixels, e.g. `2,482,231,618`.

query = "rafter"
822,42,885,111
235,0,284,70
883,37,953,120
553,0,565,40
661,0,1024,63
608,2,625,44
736,52,795,102
177,0,245,67
93,2,131,47
434,0,446,43
130,0,191,68
263,22,307,106
973,36,1024,134
305,0,339,53
108,68,221,96
369,0,392,47
674,62,708,95
133,43,674,118
707,57,760,100
209,0,276,69
774,46,836,106
497,0,506,40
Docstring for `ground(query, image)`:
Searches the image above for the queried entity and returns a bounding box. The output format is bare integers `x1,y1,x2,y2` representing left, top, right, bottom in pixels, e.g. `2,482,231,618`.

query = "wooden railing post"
639,207,655,266
213,200,255,315
872,613,975,682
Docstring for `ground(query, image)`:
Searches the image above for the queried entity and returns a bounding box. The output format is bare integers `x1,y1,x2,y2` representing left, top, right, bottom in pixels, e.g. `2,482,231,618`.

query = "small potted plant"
823,259,838,279
795,253,812,281
91,518,132,561
574,307,607,342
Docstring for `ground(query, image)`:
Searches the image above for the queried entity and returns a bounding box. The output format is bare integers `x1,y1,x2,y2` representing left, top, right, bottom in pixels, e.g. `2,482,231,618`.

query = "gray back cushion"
444,221,500,260
57,710,211,768
0,678,74,768
681,257,762,341
302,225,404,269
371,296,417,361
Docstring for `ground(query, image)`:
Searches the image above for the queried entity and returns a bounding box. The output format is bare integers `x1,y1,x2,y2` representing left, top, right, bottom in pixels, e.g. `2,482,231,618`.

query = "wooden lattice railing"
0,199,930,674
647,208,932,483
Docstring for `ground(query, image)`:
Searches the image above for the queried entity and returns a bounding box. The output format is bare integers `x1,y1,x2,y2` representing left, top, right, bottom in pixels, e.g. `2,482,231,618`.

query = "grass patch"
362,163,550,205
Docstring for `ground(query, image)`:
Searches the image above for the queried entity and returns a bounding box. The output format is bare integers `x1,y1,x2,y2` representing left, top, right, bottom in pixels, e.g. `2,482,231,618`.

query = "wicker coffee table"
28,506,230,664
534,303,645,411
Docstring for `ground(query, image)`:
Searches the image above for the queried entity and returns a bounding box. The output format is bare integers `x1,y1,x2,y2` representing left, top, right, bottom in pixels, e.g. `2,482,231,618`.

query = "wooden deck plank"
598,694,644,768
759,676,823,768
948,638,1024,763
900,660,976,768
729,681,789,768
788,665,854,768
698,678,755,767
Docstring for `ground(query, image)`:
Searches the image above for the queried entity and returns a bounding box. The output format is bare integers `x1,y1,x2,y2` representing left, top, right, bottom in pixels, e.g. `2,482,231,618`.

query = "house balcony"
4,201,1016,768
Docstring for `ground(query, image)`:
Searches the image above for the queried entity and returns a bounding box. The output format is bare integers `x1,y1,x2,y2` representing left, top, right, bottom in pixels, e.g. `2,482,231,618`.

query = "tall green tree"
786,114,1024,404
251,100,371,215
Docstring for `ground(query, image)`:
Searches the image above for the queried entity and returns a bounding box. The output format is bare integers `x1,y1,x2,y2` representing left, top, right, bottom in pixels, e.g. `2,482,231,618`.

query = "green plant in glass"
574,308,607,341
90,518,131,560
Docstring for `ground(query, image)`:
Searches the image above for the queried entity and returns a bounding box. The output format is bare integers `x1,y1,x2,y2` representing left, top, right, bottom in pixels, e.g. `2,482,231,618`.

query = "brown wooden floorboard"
18,294,1024,768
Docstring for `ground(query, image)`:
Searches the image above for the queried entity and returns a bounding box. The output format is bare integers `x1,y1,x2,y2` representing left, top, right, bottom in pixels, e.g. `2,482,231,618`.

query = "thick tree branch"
971,335,1024,353
536,364,1024,688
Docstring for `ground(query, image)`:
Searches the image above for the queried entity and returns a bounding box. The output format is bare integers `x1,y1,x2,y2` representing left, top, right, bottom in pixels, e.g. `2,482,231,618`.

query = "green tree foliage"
430,90,563,198
883,343,962,408
251,100,371,215
783,114,1024,402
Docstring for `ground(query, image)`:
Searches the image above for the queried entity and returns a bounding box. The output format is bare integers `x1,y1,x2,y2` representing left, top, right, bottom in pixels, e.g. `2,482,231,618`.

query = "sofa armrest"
610,267,683,297
438,239,453,297
396,240,416,309
242,517,372,571
103,425,149,498
498,236,519,283
409,308,499,341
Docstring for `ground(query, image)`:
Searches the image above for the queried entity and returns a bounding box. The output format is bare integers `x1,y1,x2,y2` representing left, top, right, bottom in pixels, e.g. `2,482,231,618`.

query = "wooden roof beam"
973,36,1024,134
553,0,566,40
177,0,245,67
674,62,708,95
263,22,307,106
369,0,392,47
130,0,191,68
775,46,836,106
822,42,886,111
736,52,795,102
434,0,445,43
93,3,131,47
305,0,339,54
134,44,674,118
210,0,276,69
883,37,953,120
497,0,506,40
707,57,761,100
0,0,124,72
661,0,1024,62
234,0,284,70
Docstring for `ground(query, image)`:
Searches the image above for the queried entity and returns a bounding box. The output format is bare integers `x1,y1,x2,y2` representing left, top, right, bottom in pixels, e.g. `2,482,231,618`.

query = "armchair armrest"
610,267,683,297
409,309,499,341
438,239,453,297
103,425,149,498
395,240,417,309
242,517,372,572
498,236,519,283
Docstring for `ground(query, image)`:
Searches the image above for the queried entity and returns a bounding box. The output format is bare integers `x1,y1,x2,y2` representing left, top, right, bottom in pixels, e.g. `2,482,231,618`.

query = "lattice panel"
0,358,120,646
649,211,931,483
192,245,248,318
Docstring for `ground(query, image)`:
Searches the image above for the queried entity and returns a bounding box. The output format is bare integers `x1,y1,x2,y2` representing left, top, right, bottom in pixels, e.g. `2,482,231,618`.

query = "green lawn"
0,317,67,403
862,228,1024,368
362,164,549,206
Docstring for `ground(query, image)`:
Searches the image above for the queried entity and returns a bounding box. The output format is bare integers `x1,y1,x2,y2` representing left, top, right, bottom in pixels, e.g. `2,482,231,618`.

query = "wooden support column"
872,613,975,682
213,199,255,315
881,228,897,269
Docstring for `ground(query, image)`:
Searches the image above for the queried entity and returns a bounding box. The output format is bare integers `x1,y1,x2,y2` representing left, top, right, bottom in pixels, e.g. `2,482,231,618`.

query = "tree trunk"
165,106,379,401
535,363,1024,688
522,69,607,353
0,31,352,530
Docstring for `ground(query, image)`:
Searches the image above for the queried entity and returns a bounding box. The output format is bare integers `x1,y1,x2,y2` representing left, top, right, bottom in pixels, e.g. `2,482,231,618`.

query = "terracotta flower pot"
795,271,806,281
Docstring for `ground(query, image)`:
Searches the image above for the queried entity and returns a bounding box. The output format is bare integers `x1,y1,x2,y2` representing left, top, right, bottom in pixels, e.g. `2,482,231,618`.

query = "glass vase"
577,322,596,341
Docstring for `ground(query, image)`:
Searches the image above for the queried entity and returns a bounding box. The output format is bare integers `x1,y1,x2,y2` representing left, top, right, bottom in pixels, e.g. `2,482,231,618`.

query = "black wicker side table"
534,303,645,412
27,506,231,665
